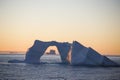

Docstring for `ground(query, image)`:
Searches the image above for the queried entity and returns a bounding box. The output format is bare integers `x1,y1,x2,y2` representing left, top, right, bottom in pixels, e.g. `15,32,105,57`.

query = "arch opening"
40,46,62,63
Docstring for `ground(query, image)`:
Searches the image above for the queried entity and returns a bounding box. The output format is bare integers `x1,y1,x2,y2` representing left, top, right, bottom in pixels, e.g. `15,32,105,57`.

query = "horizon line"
0,51,120,56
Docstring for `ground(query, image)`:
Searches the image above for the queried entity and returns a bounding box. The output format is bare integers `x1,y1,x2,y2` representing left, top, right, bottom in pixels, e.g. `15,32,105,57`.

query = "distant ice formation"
9,40,119,66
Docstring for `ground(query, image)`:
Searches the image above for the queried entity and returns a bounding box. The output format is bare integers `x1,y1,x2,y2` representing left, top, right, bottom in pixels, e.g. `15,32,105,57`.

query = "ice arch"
25,40,71,63
9,40,119,66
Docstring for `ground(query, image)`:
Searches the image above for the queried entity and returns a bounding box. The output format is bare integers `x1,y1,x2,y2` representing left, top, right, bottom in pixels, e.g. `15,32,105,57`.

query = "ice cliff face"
71,41,118,66
71,41,104,66
24,40,118,66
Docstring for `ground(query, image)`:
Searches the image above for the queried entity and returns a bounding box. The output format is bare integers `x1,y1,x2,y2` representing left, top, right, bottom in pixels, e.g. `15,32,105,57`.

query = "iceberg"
9,40,119,66
24,40,71,63
71,41,118,66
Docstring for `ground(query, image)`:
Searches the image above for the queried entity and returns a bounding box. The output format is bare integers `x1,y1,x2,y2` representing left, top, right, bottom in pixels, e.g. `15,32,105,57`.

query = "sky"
0,0,120,55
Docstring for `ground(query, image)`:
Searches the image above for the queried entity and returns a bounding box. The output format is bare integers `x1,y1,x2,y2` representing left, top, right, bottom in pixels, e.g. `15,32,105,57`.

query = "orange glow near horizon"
0,0,120,55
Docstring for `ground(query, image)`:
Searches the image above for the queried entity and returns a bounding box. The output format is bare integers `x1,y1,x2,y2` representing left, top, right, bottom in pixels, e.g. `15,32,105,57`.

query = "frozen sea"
0,54,120,80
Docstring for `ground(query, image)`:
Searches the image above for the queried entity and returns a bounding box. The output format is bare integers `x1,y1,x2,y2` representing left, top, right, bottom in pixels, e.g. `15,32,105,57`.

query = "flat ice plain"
0,54,120,80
